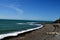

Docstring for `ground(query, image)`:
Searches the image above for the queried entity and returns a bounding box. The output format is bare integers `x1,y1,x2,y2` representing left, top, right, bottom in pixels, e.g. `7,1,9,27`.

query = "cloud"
0,0,23,14
5,5,23,14
0,0,23,19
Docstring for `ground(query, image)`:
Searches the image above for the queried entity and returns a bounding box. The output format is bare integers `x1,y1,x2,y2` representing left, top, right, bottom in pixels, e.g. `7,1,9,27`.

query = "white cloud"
5,5,23,14
0,5,23,15
0,0,23,19
0,0,23,14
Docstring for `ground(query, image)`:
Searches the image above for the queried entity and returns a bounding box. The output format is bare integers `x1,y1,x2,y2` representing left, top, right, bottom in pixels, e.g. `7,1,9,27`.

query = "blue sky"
0,0,60,21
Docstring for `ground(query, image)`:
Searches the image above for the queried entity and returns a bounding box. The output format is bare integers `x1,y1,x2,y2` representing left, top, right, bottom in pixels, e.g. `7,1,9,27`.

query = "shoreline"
0,24,43,40
3,23,60,40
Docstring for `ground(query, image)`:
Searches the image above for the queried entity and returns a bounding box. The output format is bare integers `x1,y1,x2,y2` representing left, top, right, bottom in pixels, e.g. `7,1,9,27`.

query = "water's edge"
0,24,43,40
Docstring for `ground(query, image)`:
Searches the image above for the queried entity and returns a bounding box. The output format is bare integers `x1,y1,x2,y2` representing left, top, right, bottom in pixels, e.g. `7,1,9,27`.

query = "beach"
2,23,60,40
0,0,59,40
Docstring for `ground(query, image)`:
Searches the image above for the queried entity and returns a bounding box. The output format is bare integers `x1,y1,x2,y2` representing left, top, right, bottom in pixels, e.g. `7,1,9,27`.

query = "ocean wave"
16,23,26,24
17,22,36,25
27,22,41,26
26,22,36,25
0,24,43,40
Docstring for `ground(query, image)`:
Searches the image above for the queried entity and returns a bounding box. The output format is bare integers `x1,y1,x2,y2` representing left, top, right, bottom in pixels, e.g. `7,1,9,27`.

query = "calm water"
0,19,52,34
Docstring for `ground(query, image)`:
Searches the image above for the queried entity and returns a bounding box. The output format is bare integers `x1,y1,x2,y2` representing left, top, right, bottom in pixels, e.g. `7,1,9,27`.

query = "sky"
0,0,60,21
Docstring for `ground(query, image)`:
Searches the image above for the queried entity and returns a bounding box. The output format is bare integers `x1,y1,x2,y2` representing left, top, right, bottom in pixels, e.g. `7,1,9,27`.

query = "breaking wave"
0,24,43,40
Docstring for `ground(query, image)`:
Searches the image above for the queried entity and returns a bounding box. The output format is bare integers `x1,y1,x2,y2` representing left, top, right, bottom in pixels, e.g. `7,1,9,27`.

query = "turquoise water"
0,19,53,34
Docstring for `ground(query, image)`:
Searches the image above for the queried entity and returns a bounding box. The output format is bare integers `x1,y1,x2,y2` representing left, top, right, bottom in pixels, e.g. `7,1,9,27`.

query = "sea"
0,19,53,39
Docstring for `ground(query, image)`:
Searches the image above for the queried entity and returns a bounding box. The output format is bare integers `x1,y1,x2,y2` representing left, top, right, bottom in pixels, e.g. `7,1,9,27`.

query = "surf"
0,24,43,40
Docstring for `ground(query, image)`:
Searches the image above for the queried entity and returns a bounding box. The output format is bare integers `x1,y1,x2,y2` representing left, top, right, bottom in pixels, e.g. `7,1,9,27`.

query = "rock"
54,18,60,23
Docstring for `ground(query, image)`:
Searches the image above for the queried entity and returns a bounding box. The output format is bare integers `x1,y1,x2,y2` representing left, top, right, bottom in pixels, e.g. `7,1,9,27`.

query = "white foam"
27,22,35,25
0,24,43,39
17,23,25,24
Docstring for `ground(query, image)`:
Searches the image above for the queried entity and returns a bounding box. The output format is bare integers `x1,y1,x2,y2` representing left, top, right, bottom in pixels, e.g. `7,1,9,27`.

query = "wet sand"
2,23,60,40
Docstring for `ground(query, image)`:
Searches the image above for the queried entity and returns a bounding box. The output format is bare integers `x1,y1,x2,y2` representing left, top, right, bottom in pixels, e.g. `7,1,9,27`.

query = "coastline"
0,24,43,40
2,23,60,40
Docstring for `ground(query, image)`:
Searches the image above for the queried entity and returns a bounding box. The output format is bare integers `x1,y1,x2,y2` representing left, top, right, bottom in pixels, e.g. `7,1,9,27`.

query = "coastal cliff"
54,18,60,23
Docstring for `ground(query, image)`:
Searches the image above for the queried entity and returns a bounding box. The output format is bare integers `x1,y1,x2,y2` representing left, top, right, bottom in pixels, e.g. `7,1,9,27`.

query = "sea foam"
0,24,43,40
